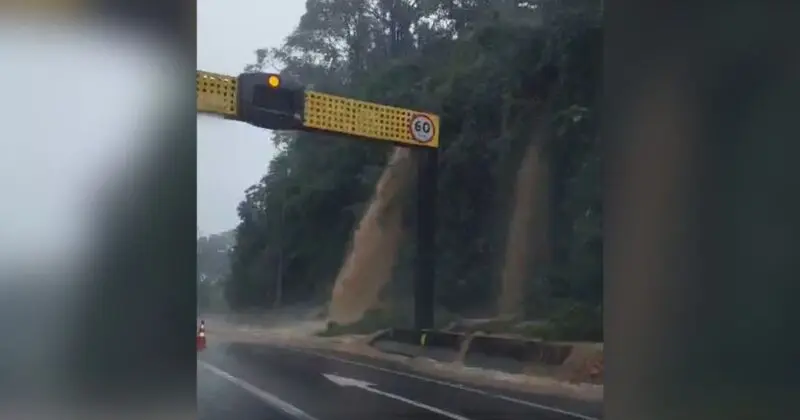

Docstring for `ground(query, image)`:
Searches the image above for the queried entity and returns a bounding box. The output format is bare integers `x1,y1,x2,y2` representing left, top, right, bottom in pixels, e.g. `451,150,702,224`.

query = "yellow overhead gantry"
197,69,440,330
196,70,440,148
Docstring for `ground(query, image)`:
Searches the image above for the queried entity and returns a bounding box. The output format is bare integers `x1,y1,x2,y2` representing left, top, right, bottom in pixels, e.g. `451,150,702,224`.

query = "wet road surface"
197,341,602,420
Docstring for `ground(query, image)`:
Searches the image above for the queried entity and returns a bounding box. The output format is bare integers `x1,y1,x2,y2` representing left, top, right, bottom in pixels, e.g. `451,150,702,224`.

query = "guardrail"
369,327,574,374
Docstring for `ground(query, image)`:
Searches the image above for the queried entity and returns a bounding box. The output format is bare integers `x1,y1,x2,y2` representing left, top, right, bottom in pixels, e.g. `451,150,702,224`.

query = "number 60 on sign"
409,114,437,145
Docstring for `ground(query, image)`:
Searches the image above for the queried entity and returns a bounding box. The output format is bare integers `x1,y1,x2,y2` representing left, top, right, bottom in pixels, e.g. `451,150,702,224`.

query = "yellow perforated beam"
303,91,440,148
197,70,237,117
196,70,440,148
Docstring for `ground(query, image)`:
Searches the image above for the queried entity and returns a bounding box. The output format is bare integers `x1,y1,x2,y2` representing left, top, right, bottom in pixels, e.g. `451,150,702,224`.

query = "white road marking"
198,360,320,420
287,346,599,420
323,373,472,420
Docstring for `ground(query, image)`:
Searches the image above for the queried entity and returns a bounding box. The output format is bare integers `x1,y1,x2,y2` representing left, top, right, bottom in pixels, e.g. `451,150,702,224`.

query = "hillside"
220,0,602,341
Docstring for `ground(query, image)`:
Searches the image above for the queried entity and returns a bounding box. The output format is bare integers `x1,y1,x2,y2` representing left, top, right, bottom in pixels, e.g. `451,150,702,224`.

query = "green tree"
225,0,603,340
197,230,234,311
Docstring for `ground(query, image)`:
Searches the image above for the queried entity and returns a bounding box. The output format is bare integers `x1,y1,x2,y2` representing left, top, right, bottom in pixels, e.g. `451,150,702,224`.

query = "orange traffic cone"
197,320,206,351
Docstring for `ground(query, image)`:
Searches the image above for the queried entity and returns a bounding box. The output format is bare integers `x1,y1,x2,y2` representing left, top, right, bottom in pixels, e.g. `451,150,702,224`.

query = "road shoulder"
204,323,602,419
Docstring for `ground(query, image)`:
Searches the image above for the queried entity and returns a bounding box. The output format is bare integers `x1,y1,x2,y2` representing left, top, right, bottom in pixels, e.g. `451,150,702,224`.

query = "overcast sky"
0,2,304,267
197,0,306,236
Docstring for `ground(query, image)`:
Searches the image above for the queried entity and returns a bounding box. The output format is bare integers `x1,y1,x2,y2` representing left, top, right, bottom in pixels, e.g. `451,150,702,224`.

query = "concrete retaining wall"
369,327,586,378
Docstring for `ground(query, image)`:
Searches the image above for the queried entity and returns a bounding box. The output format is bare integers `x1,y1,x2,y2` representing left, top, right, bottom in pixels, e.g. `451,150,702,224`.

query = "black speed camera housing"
237,72,305,130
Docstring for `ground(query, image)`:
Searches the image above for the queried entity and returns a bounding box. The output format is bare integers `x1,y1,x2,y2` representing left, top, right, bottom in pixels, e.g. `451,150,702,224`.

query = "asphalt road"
197,341,602,420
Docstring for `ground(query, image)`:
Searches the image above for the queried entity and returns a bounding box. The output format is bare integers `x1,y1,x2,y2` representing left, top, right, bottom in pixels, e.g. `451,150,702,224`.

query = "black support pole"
415,147,438,330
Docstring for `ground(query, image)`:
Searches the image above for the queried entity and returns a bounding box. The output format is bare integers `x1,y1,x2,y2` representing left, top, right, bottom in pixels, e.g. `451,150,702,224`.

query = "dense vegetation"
196,229,235,310
201,0,602,340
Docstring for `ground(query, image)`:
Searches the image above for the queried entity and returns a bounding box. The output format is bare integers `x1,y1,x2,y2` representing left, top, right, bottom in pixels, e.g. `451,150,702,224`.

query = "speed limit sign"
409,114,435,143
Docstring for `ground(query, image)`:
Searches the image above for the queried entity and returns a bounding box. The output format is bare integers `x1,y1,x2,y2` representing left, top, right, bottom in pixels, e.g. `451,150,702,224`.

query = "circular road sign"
409,114,435,143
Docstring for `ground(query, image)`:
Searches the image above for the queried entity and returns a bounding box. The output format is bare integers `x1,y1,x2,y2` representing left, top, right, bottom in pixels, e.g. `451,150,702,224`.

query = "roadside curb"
369,328,597,383
203,321,603,402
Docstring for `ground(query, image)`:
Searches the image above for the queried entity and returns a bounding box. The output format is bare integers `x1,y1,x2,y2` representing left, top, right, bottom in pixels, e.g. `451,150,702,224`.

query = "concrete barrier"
369,328,574,374
387,328,424,345
369,328,422,357
420,329,464,351
417,329,466,362
462,334,572,373
369,328,466,362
